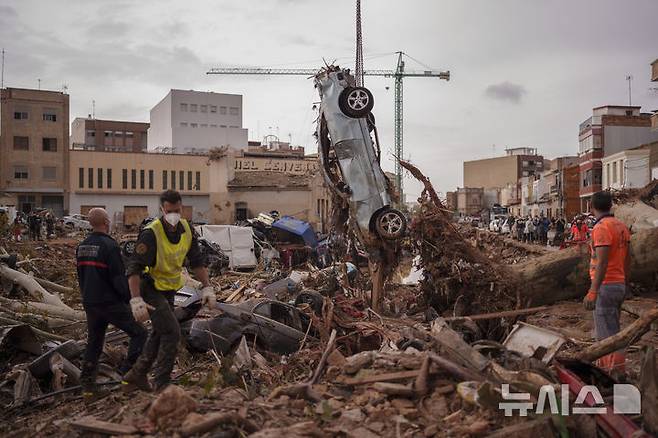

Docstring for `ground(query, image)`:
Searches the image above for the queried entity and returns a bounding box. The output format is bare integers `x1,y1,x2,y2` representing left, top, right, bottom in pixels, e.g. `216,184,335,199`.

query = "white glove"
201,286,216,309
130,297,154,322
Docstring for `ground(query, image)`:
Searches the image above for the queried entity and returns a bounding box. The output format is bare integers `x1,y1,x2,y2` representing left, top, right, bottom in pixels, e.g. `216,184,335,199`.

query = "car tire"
374,208,407,240
338,86,374,118
294,290,324,315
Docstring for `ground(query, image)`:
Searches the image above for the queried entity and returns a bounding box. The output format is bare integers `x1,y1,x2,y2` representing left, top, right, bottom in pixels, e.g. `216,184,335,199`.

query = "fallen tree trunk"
574,307,658,362
0,296,85,321
513,227,658,306
0,264,70,308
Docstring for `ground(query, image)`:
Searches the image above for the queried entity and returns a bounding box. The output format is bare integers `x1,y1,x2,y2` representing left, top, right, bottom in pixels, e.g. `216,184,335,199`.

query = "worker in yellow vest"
122,190,215,392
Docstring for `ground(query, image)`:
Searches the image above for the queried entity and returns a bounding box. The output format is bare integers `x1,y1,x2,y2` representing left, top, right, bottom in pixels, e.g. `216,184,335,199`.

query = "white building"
148,89,248,153
602,149,651,190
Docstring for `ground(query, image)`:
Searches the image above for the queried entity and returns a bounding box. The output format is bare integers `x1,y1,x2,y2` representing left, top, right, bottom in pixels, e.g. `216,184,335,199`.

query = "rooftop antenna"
626,75,633,106
37,78,41,90
92,100,96,119
1,48,5,89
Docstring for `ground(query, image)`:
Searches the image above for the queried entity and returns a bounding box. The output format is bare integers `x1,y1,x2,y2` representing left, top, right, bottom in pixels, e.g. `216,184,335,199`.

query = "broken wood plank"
444,305,550,322
69,417,137,435
427,352,485,382
429,318,490,372
338,369,427,385
224,285,246,303
575,307,658,363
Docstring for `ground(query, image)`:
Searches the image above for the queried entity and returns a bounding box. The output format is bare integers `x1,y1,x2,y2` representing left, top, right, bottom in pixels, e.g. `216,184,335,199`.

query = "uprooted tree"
401,160,658,320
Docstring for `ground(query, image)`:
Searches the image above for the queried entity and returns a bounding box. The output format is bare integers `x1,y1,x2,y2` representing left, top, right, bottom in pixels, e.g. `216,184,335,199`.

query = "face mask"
163,212,181,227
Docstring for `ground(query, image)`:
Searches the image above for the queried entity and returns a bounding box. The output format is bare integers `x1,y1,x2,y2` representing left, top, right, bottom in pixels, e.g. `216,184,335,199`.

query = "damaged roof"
227,171,312,190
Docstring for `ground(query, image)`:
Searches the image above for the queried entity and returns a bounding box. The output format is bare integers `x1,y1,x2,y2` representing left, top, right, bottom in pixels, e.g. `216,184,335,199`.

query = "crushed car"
314,66,406,247
175,288,316,355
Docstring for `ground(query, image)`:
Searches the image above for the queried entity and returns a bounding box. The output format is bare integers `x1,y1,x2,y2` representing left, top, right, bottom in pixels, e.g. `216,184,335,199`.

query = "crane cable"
355,0,364,86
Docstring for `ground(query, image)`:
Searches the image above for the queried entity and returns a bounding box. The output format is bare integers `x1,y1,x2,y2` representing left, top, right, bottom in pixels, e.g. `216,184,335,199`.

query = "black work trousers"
81,302,147,390
130,281,180,389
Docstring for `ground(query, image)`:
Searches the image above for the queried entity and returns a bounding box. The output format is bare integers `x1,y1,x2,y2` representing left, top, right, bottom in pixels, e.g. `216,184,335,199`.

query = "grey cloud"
0,5,16,17
484,81,527,104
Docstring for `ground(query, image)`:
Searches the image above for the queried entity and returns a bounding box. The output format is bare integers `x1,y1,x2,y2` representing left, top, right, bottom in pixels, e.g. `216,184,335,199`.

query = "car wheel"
338,86,374,118
375,209,407,240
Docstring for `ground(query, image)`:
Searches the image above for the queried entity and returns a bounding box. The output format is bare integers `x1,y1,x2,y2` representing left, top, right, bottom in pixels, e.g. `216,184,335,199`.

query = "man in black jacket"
76,208,147,400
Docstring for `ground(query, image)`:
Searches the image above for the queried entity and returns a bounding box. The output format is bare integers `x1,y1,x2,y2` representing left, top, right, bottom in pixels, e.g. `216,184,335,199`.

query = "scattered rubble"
1,173,658,437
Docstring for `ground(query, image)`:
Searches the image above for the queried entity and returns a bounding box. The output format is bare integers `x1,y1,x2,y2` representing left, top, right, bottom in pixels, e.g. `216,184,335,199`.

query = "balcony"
579,116,602,134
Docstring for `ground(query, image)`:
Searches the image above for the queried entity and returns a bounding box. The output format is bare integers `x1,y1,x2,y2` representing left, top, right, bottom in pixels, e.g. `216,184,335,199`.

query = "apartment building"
578,105,658,211
148,89,248,153
0,88,69,215
463,147,544,189
71,117,148,152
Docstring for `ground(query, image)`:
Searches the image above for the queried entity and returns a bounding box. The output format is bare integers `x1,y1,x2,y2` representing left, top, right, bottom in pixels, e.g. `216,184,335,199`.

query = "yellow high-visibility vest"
144,218,192,291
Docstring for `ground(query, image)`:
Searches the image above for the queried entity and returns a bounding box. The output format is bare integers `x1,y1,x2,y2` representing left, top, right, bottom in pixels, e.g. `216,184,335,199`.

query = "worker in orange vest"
570,217,589,242
583,191,631,375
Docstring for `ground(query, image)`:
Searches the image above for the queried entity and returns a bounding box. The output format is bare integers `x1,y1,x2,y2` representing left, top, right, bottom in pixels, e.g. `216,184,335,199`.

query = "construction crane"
207,57,448,201
207,1,448,202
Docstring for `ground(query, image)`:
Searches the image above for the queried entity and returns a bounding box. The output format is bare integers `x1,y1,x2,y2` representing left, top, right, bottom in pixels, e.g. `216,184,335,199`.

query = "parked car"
176,288,316,355
315,66,406,246
62,214,92,230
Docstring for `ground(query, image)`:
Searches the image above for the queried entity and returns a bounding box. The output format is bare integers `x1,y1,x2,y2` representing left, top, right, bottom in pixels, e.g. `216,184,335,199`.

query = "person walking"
45,213,55,238
582,191,631,375
76,208,147,401
122,190,213,392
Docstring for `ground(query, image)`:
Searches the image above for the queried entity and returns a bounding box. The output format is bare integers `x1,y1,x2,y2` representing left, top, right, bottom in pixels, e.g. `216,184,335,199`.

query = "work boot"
121,368,152,392
81,386,110,405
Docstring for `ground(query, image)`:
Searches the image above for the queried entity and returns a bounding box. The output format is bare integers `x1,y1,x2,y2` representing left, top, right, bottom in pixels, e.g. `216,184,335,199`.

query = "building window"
220,124,227,128
79,168,84,188
88,168,94,188
42,138,58,152
210,124,217,128
190,123,197,128
107,168,112,189
162,170,168,189
114,131,123,137
126,131,134,138
201,123,207,128
190,104,198,112
13,136,29,150
122,169,128,189
171,170,176,189
229,107,239,116
180,103,188,112
42,110,57,122
200,105,207,113
86,130,96,138
187,171,192,190
14,111,28,120
210,105,217,113
104,131,112,137
179,171,184,191
140,169,145,189
14,166,29,179
148,170,154,190
180,122,188,127
195,171,201,190
131,169,137,189
220,106,227,115
229,125,238,128
97,168,103,188
612,161,618,184
42,167,56,181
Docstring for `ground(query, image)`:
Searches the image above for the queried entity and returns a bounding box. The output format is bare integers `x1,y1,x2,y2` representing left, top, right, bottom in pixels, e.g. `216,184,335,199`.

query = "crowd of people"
501,214,594,246
0,210,58,242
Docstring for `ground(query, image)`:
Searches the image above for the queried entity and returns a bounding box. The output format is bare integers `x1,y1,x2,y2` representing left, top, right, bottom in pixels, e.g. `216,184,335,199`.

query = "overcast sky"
1,0,657,199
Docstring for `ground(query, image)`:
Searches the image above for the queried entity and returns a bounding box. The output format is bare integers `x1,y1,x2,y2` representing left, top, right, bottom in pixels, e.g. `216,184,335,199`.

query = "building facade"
602,149,651,191
455,187,484,216
463,147,544,189
71,117,149,152
148,89,248,153
0,88,69,215
68,150,211,228
578,105,658,211
651,59,658,130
